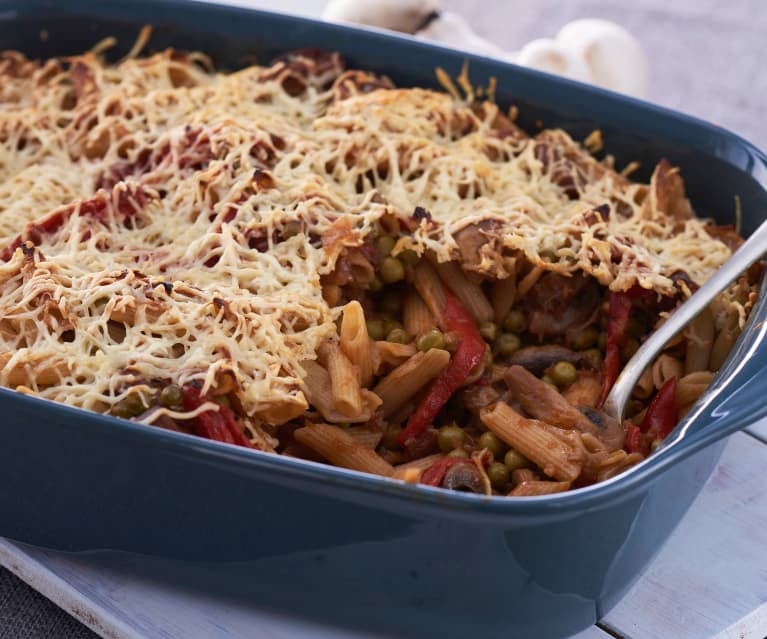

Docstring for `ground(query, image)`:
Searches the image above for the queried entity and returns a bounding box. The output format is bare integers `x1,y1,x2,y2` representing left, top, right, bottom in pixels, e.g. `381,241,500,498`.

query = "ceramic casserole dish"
1,2,767,637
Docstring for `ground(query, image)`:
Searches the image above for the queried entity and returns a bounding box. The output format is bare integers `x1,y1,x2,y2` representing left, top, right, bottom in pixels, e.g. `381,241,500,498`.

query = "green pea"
382,318,403,335
502,309,526,334
495,332,521,356
478,431,506,460
214,395,231,407
112,393,147,418
417,328,446,352
622,337,639,361
583,347,602,363
368,276,383,292
398,249,420,265
380,256,405,283
550,361,577,386
597,331,608,351
379,290,401,315
366,319,386,341
159,384,182,408
447,448,469,459
504,449,530,471
479,321,498,342
381,424,402,449
438,424,466,452
572,326,599,350
376,234,396,256
487,462,510,489
387,328,412,344
541,374,557,388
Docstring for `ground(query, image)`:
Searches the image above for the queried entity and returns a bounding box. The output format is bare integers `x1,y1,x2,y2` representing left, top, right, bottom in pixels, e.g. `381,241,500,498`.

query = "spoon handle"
604,219,767,420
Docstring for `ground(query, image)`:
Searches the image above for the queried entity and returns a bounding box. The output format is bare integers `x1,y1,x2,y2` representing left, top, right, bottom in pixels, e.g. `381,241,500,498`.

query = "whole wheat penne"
301,359,380,423
709,312,739,371
372,341,417,374
392,467,422,483
632,366,655,400
503,365,601,438
433,259,493,324
345,424,384,449
403,290,435,337
508,480,571,497
511,468,539,485
374,348,450,417
340,301,374,387
411,260,446,328
684,306,715,374
651,353,683,390
596,452,644,482
394,453,445,473
480,402,583,482
322,342,364,418
294,423,394,477
675,370,715,409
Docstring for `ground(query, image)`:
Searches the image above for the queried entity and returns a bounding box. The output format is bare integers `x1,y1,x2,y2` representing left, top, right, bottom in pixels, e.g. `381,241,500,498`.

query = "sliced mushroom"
441,461,486,494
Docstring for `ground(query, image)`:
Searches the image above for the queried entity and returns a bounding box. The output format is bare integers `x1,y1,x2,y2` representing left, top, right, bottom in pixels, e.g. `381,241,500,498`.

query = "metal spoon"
603,218,767,422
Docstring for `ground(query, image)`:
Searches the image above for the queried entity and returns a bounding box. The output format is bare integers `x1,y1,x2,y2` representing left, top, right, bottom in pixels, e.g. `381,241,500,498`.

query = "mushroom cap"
514,38,592,84
556,18,650,98
322,0,441,34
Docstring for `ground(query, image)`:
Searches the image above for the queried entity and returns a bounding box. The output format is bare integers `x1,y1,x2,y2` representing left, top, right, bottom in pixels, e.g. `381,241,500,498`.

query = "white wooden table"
2,425,766,639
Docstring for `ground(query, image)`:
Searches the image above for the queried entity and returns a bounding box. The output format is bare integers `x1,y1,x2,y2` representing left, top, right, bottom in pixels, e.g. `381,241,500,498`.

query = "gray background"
1,0,765,637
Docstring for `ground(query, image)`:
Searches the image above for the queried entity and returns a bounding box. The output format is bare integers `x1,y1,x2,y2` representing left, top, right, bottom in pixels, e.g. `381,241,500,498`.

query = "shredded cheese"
0,45,741,428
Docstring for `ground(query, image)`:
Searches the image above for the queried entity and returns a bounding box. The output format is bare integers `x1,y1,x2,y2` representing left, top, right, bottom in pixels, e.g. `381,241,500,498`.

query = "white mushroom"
555,19,650,98
322,0,440,34
415,11,508,59
514,38,592,84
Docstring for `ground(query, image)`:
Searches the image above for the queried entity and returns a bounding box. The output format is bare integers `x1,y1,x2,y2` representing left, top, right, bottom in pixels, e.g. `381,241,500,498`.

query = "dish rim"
2,0,767,515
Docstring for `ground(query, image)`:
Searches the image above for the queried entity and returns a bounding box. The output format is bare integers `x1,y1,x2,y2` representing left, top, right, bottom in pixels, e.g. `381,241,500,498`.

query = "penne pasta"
480,402,583,482
340,301,374,387
709,312,739,371
508,480,571,497
374,348,450,417
294,423,394,477
684,306,715,374
372,340,418,374
322,341,364,418
403,290,435,337
411,260,446,328
301,359,380,423
651,354,683,391
433,259,494,324
675,370,715,410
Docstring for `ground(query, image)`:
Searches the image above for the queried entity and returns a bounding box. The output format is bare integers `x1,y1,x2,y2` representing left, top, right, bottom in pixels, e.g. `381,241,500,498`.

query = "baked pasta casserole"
0,37,757,496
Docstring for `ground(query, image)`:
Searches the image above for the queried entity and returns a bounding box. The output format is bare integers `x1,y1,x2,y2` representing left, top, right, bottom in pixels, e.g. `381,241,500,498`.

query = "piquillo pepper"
182,384,252,448
399,291,486,446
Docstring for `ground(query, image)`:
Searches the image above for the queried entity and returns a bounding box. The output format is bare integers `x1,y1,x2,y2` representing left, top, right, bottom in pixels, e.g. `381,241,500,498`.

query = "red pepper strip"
597,286,651,408
625,422,644,454
641,376,678,440
420,457,467,487
398,291,486,446
182,385,252,448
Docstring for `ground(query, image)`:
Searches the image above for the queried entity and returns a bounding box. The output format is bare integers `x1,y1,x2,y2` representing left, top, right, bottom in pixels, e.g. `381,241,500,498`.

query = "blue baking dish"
1,2,767,637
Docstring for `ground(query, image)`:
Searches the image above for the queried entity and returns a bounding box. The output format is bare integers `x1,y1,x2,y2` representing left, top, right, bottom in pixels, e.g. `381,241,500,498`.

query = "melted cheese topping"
0,46,739,427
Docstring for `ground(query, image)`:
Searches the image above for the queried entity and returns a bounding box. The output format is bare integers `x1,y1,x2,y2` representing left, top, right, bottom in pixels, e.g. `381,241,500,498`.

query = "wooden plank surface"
602,432,767,639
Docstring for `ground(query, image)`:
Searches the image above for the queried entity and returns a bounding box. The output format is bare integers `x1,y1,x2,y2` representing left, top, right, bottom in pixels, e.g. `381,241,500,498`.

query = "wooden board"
601,432,767,639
